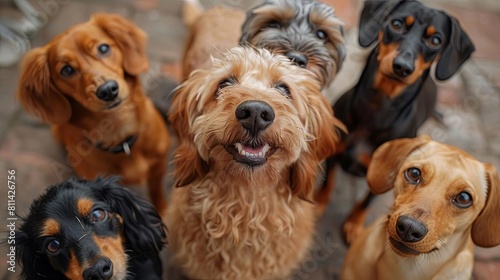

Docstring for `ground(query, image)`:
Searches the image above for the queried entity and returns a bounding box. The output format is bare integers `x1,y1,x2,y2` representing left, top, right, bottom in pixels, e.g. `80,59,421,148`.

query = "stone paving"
0,0,499,279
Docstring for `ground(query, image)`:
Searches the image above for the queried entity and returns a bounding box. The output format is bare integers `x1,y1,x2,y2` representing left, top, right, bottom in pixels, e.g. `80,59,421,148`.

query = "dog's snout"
393,56,415,77
285,51,308,68
236,100,275,135
83,257,113,280
96,80,119,101
396,215,428,243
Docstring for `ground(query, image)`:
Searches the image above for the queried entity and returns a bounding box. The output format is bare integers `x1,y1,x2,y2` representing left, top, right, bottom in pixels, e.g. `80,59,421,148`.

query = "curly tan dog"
17,14,170,213
167,47,343,279
342,135,500,280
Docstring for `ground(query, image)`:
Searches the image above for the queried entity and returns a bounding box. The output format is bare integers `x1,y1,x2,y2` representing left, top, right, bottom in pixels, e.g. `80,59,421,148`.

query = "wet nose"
82,257,113,280
285,51,308,68
396,215,428,243
393,56,415,77
96,80,119,101
235,100,275,136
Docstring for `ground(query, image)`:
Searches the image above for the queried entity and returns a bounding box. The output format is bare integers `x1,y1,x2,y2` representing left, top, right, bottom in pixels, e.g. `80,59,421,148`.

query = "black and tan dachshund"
315,0,475,244
15,177,167,280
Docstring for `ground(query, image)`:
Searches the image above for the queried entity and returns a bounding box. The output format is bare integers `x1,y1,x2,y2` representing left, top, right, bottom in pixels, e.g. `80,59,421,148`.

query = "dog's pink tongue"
242,145,264,153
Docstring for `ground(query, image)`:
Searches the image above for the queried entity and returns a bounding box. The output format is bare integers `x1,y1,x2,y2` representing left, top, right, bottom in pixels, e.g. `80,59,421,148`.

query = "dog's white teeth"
262,144,270,154
236,143,243,154
258,152,263,157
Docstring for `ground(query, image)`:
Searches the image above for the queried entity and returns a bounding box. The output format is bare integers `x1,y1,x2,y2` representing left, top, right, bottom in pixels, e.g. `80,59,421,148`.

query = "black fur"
14,177,166,279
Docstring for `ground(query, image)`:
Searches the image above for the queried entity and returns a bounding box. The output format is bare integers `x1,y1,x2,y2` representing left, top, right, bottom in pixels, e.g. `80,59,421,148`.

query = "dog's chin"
389,237,423,256
106,99,123,110
224,142,278,167
380,70,410,85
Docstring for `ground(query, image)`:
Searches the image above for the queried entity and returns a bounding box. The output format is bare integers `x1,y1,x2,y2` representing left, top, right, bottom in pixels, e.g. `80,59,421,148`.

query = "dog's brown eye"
218,79,235,90
47,239,61,254
266,20,281,29
316,30,327,40
276,84,291,96
428,35,442,47
453,192,473,208
404,167,421,184
60,65,75,77
391,19,404,30
90,209,107,223
98,44,111,56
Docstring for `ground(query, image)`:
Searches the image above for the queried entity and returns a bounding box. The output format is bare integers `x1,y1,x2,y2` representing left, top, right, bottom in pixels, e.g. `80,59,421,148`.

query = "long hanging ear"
17,47,71,125
471,163,500,247
88,177,167,254
290,91,344,201
168,72,208,187
15,231,65,279
92,13,149,76
358,0,404,47
435,15,475,81
367,135,431,194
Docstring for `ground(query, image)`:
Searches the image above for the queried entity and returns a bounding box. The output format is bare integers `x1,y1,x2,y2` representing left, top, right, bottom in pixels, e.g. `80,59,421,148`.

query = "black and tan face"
240,0,345,88
386,142,488,256
32,195,127,280
374,2,451,97
48,24,130,112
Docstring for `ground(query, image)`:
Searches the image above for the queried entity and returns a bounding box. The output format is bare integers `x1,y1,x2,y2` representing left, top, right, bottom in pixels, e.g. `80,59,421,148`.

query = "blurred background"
0,0,499,279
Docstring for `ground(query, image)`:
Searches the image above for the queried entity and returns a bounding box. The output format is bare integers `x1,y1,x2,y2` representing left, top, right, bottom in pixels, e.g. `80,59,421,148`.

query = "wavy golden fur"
167,47,343,279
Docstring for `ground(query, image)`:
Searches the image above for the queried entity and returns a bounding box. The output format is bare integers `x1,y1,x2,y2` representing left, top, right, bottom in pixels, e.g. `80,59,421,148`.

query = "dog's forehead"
54,24,111,54
391,2,449,31
407,142,485,182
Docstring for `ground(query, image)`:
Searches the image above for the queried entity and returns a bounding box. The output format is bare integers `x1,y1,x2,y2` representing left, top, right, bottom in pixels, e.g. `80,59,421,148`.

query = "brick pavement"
0,0,499,279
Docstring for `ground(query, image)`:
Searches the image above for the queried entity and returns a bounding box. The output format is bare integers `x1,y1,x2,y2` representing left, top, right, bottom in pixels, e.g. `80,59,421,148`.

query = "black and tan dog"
15,177,167,280
315,0,475,244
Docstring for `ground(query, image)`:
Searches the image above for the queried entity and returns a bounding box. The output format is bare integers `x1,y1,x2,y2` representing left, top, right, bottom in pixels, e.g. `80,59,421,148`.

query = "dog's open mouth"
389,237,422,256
224,143,278,166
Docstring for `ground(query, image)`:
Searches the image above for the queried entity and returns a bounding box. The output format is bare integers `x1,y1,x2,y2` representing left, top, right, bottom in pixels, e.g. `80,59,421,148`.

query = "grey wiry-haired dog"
240,0,345,88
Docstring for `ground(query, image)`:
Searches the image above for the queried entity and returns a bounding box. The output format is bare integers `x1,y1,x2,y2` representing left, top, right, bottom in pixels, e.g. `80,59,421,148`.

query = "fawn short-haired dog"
15,177,167,280
17,14,170,213
342,135,500,280
315,0,475,244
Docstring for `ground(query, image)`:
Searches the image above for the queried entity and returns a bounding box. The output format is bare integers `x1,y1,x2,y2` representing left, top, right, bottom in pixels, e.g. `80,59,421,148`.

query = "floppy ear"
168,73,208,187
92,13,149,76
435,16,475,81
15,230,65,279
290,92,344,201
89,177,166,254
17,47,71,125
358,0,404,47
239,1,267,44
471,163,500,247
367,135,431,194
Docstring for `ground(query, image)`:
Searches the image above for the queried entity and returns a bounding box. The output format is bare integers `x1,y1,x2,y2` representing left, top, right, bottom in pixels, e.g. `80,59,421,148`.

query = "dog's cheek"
65,250,85,280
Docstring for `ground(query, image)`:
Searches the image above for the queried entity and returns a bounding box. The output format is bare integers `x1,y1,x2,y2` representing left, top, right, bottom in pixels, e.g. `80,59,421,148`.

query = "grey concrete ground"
0,0,499,279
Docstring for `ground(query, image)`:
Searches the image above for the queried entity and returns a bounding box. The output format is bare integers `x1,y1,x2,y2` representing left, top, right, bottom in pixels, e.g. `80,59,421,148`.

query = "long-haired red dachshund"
16,14,170,213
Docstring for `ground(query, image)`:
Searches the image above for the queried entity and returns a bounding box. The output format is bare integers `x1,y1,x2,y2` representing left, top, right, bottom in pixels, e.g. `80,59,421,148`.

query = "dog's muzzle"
96,80,119,102
224,100,278,166
83,257,113,280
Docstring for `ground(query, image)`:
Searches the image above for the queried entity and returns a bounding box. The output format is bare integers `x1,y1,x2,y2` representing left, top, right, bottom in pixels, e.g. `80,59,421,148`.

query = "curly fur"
167,47,343,279
240,0,345,88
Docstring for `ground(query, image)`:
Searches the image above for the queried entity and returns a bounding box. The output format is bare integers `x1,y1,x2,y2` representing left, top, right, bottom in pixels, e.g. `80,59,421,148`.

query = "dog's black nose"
393,56,415,77
396,215,428,243
285,51,308,68
96,80,119,101
236,100,275,135
83,257,113,280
